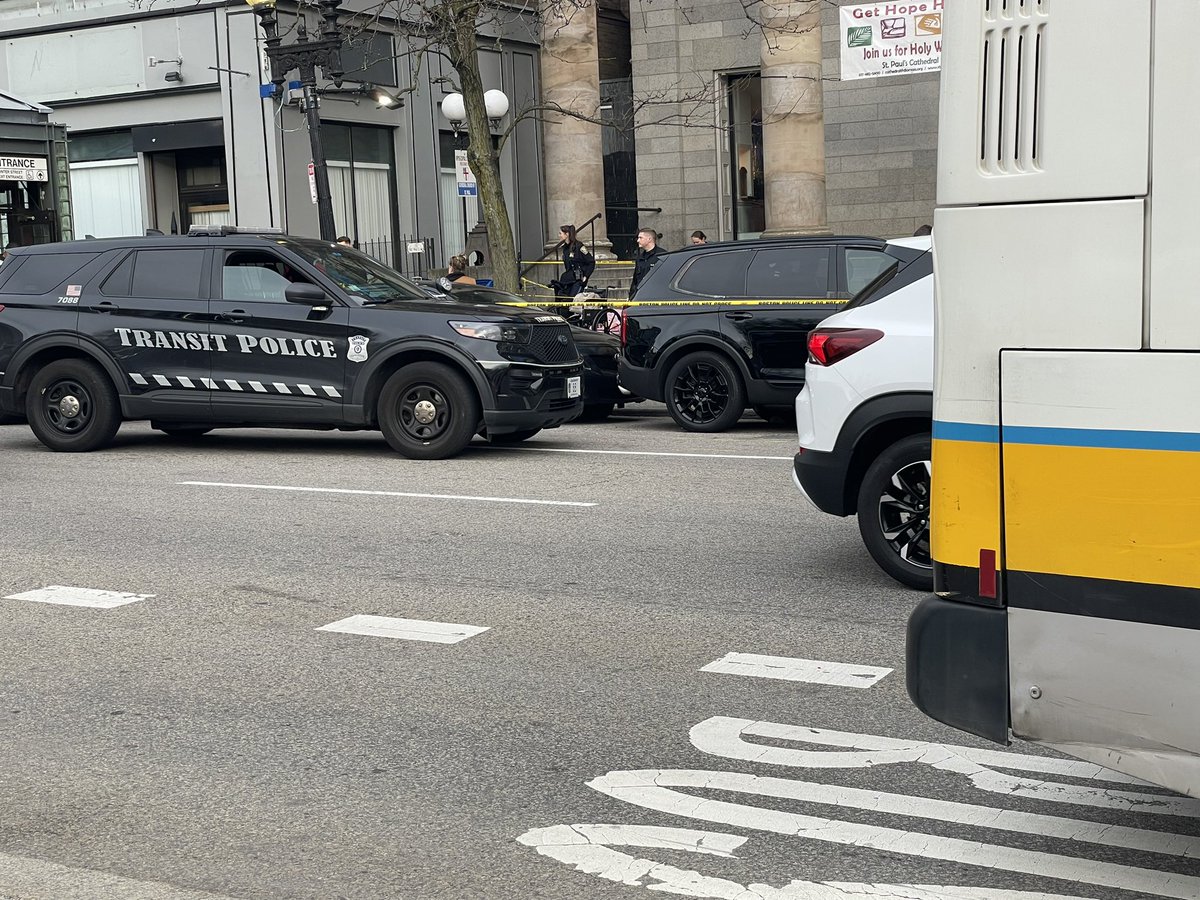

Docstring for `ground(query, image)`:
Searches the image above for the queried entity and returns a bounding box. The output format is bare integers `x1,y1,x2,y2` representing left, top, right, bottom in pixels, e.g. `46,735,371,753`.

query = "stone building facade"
608,0,940,249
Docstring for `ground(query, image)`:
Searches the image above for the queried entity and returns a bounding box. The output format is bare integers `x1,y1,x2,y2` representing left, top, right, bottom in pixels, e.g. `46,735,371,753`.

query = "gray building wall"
627,0,939,249
0,0,548,265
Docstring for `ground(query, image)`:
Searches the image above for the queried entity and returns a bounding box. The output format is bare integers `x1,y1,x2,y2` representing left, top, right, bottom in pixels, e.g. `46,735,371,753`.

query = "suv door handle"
724,311,753,321
94,300,119,313
216,309,248,323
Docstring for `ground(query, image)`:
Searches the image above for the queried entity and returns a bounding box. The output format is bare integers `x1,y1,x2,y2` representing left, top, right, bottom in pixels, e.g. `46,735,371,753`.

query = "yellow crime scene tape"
503,296,846,308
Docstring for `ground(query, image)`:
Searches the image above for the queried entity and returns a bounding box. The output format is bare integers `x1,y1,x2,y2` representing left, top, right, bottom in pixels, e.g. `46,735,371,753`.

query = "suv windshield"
277,238,429,304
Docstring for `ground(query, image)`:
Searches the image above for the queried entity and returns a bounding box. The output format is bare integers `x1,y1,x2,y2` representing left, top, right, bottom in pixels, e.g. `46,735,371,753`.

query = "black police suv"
618,236,904,432
0,228,584,459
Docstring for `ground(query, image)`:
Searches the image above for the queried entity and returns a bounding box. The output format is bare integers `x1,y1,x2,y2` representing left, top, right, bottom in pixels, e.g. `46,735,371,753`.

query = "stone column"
540,0,614,257
760,1,829,236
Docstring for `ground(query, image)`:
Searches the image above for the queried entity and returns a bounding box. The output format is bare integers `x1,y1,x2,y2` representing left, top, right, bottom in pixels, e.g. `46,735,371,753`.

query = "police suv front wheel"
378,362,480,460
26,359,121,452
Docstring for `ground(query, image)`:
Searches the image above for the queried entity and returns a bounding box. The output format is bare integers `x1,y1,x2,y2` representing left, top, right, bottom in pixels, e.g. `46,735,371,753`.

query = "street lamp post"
441,90,509,263
247,0,343,242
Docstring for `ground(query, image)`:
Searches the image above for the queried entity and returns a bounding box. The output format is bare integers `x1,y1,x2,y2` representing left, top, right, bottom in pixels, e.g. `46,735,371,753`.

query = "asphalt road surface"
1,406,1197,900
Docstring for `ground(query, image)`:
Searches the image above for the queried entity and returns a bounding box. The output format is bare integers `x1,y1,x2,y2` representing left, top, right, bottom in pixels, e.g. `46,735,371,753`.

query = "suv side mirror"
285,283,328,305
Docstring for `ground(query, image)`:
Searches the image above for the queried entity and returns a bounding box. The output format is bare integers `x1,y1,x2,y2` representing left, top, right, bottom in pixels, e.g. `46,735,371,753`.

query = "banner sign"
0,156,48,182
840,1,943,81
454,149,477,197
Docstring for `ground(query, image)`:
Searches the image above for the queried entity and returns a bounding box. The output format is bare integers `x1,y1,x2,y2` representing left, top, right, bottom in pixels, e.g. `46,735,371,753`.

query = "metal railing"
518,211,603,283
358,235,437,279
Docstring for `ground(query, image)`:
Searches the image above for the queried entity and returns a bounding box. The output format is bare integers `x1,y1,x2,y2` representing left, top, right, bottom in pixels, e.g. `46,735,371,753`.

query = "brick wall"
626,0,940,249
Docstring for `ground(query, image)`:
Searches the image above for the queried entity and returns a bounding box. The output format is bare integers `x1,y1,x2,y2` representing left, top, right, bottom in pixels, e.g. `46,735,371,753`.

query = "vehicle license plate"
567,376,581,398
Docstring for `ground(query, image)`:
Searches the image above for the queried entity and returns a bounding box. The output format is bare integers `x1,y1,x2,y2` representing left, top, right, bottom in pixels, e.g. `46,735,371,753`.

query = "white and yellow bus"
907,0,1200,797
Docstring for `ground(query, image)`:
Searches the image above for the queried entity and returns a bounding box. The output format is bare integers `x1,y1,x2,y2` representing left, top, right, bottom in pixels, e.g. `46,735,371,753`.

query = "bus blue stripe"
932,421,1000,443
934,420,1200,452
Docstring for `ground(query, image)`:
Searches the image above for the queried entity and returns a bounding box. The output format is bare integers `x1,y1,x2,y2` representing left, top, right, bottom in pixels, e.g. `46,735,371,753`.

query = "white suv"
792,236,933,589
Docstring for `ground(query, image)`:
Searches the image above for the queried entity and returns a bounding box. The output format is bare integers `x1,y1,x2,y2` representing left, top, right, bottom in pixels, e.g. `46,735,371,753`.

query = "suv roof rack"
187,225,285,237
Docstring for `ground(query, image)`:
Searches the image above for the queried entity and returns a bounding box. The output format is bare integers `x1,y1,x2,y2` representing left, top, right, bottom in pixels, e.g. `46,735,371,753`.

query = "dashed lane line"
477,446,793,461
700,653,893,688
4,586,153,609
178,481,597,507
317,614,489,644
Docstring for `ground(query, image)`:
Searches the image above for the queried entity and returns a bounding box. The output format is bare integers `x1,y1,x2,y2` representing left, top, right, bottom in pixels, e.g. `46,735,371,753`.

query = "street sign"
0,156,47,182
454,149,477,197
307,162,317,205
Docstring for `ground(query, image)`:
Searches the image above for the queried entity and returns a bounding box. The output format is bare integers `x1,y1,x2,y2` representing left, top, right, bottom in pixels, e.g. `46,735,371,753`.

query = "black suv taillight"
807,328,884,366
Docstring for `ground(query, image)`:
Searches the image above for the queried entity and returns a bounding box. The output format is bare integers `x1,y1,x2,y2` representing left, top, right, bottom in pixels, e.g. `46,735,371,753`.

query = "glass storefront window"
321,123,399,267
727,73,764,240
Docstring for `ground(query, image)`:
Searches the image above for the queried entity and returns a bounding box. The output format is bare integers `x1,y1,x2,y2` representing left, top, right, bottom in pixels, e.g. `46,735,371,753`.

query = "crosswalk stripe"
317,614,489,644
700,653,892,687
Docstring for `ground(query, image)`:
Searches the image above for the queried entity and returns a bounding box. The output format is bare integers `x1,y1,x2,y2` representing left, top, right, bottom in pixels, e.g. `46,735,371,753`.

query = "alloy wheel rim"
44,379,93,435
877,459,933,570
399,384,451,440
672,362,730,425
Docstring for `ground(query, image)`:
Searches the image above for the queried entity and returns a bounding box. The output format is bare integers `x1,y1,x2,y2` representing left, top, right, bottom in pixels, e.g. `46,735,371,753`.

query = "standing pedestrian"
690,230,707,245
629,227,665,298
552,224,595,299
446,254,477,285
336,236,354,248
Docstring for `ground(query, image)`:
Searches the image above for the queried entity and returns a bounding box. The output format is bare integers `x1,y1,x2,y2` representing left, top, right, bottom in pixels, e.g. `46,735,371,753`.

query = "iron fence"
358,235,438,279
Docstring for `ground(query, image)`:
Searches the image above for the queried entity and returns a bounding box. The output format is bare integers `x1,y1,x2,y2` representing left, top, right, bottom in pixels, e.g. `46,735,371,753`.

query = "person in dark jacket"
629,227,665,298
551,224,596,299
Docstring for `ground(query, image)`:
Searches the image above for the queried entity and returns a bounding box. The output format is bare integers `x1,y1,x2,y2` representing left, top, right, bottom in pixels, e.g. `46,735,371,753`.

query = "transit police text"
113,327,338,359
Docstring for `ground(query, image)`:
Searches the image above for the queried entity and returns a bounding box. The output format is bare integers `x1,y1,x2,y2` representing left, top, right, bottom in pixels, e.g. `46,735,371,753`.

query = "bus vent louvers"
979,4,1047,175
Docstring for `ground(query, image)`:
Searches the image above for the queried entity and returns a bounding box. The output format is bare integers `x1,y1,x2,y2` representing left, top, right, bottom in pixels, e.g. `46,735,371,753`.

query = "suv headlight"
449,321,531,342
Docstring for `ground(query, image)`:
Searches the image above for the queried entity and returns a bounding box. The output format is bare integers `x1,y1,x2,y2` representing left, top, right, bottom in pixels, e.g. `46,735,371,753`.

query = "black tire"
578,403,615,422
25,359,121,452
377,362,480,460
664,351,745,433
856,433,933,591
489,427,541,444
753,405,797,427
153,425,213,439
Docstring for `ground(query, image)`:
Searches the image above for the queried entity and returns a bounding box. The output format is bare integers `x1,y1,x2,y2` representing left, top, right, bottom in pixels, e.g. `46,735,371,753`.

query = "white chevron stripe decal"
177,376,195,388
273,383,291,394
297,384,316,396
130,373,148,385
153,374,171,386
249,381,267,393
201,378,217,389
224,379,243,391
323,386,341,398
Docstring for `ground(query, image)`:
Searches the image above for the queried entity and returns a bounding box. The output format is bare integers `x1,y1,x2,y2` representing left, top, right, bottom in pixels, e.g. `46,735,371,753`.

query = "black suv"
618,236,895,431
0,229,583,458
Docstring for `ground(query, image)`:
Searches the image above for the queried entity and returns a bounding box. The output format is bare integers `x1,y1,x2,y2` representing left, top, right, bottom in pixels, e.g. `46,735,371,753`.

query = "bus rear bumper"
906,595,1010,744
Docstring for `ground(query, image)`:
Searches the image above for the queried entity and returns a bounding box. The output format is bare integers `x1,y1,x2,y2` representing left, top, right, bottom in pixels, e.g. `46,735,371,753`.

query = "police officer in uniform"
629,227,665,299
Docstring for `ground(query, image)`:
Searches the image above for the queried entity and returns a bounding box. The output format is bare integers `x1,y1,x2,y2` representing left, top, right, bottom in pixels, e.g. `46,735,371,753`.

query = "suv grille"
524,324,578,365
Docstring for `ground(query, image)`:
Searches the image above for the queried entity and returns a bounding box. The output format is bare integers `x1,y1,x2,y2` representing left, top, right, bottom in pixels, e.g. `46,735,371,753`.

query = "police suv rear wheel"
26,359,121,452
378,362,479,460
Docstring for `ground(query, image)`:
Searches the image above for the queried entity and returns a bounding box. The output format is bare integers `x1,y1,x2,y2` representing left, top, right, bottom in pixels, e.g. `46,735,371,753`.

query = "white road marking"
317,614,488,644
689,717,1200,815
129,373,148,385
0,849,238,899
273,382,291,394
297,383,316,396
153,374,171,386
249,381,267,393
178,481,597,507
700,653,892,688
480,446,792,461
588,769,1200,897
177,375,195,389
5,586,152,609
224,379,243,391
517,825,1096,900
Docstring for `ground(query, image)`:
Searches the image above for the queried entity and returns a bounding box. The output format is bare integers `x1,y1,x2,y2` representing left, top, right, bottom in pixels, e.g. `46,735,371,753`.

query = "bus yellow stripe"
1004,444,1200,589
932,438,1002,569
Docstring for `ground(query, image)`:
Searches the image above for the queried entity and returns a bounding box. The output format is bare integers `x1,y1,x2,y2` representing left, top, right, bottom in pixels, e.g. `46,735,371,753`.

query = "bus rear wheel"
856,433,933,591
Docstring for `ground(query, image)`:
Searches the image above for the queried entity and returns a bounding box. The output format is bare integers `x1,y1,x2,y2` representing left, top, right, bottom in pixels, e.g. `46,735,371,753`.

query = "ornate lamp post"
440,90,509,260
246,0,344,242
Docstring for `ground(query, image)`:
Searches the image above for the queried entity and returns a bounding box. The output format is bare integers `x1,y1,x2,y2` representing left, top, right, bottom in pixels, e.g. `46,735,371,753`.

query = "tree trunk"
450,14,520,292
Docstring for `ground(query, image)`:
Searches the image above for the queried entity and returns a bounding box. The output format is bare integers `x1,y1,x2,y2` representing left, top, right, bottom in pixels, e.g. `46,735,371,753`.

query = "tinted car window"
278,238,429,303
222,250,307,303
746,247,830,298
1,253,100,294
130,249,206,300
100,252,134,296
844,249,894,294
675,250,752,297
844,250,933,309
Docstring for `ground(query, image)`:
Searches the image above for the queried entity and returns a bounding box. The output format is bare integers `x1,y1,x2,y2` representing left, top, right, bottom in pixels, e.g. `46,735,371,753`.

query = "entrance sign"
454,149,477,197
840,1,943,81
0,156,48,182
